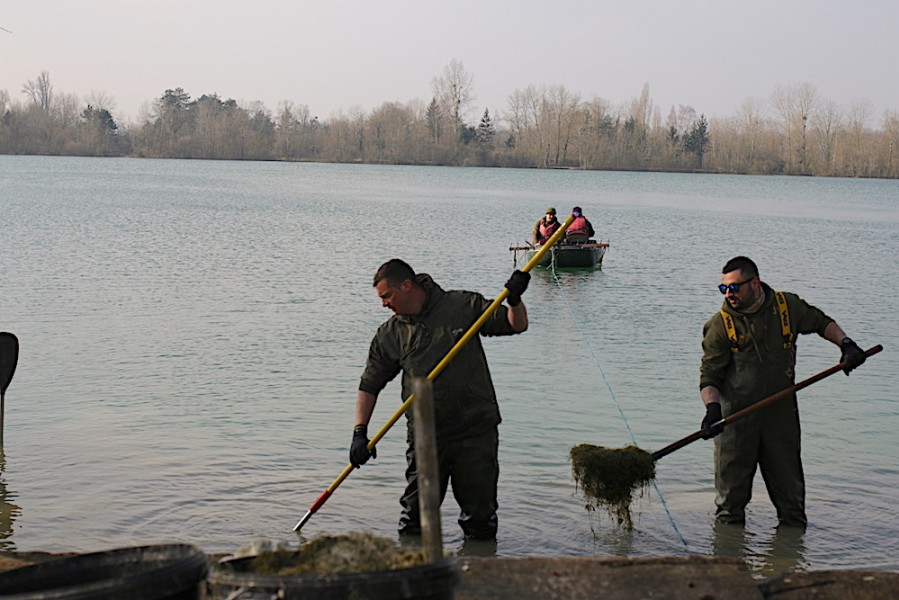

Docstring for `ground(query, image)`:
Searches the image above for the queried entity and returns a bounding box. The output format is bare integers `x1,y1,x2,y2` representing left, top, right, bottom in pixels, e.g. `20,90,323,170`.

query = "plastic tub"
0,544,207,600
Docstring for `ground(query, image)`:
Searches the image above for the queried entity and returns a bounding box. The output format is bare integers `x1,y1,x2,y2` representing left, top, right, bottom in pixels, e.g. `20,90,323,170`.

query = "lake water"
1,155,897,577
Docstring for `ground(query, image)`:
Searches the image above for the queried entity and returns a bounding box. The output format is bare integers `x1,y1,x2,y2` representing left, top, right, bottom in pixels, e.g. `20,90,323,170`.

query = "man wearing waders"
699,256,867,528
349,258,530,539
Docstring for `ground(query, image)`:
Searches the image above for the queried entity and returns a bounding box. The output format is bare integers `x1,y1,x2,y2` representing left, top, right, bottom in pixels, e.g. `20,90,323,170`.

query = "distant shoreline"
2,153,894,181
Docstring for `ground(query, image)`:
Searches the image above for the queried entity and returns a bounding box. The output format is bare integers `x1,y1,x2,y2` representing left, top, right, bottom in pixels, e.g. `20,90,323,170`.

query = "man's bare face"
376,279,414,315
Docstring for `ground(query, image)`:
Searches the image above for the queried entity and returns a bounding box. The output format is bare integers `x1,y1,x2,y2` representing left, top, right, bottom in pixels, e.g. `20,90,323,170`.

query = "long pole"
293,214,576,531
650,344,883,462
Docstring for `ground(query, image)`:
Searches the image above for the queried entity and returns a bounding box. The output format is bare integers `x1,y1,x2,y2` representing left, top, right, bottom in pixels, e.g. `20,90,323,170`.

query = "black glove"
701,402,724,439
505,270,531,307
349,425,376,467
839,338,866,375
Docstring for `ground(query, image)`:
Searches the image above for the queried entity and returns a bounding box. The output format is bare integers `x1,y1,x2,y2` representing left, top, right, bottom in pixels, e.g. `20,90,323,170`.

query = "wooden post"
412,377,443,563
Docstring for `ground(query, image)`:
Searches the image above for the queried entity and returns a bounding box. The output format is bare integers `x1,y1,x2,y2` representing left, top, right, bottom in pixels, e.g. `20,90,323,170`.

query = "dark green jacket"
700,283,834,411
359,274,521,441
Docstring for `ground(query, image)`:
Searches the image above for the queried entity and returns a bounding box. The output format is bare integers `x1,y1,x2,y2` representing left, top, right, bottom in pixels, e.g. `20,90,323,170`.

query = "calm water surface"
1,156,898,577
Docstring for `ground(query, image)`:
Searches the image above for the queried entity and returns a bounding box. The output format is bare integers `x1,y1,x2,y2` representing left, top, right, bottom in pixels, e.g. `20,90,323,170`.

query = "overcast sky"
3,0,897,126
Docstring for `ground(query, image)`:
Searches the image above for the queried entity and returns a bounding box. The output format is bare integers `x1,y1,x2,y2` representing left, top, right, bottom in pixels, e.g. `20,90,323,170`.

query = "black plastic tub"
0,544,208,600
207,555,459,600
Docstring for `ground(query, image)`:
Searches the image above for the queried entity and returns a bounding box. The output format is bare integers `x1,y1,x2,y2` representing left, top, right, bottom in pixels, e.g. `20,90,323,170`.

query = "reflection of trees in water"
0,450,22,551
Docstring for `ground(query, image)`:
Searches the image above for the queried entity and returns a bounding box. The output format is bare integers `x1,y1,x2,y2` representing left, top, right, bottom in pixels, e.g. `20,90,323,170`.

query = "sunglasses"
718,276,756,294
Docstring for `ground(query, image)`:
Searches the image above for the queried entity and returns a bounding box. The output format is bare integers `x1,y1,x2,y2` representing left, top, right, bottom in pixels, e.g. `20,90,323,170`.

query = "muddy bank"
456,556,899,599
2,551,898,599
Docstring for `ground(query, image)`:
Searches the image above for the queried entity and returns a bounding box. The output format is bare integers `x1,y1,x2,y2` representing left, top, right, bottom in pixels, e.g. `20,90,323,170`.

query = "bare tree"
618,83,654,168
504,88,530,162
523,85,548,164
771,84,795,170
812,99,843,175
846,98,873,176
243,100,274,160
276,101,315,159
707,116,738,172
734,98,767,170
321,110,355,162
366,101,416,163
882,110,899,178
545,85,580,166
629,83,653,134
22,70,53,112
772,83,819,173
193,94,224,158
574,97,615,169
431,59,475,134
793,83,819,173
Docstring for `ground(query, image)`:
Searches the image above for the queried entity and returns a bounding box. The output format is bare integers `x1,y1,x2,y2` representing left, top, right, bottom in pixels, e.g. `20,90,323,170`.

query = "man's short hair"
722,256,759,278
373,258,417,288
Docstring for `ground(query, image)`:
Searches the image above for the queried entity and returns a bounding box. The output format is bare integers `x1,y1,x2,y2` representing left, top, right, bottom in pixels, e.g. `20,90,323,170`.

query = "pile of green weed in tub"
250,532,427,576
570,444,656,530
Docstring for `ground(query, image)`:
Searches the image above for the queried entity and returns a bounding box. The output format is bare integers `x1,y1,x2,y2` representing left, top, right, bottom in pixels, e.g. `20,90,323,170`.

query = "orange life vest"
567,216,590,237
538,220,560,244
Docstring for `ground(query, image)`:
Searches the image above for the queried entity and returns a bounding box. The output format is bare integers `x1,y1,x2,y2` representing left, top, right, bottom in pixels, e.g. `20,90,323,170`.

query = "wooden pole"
412,377,443,563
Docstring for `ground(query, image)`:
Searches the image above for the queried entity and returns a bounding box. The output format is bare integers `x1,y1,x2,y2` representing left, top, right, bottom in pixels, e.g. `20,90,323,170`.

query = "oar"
293,214,578,531
650,344,883,461
0,332,20,446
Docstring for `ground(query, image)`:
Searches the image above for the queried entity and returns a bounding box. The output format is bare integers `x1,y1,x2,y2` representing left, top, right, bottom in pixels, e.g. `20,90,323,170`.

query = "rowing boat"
509,241,609,269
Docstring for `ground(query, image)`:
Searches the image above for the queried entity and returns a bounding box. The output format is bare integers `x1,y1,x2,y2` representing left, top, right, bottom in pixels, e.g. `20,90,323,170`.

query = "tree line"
2,63,897,179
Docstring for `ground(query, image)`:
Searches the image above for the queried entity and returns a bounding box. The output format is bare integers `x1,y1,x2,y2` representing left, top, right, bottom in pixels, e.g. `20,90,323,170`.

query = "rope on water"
549,264,692,554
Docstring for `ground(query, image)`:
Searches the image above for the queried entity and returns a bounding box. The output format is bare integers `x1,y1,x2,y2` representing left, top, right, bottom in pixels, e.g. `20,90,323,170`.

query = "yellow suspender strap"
774,290,793,349
721,291,792,352
720,310,739,352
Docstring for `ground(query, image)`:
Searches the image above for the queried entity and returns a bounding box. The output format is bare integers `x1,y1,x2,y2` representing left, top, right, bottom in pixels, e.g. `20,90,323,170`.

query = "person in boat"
564,206,595,243
699,255,867,529
532,207,562,245
349,258,530,540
